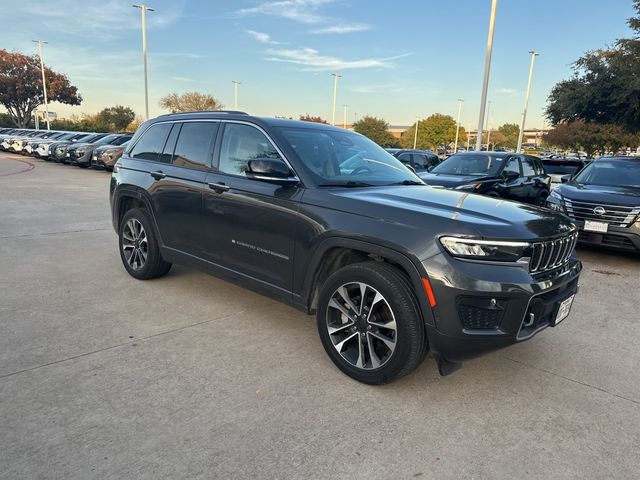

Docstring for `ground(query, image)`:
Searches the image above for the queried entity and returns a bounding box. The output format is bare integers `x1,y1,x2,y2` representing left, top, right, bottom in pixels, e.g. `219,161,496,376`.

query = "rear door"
202,121,301,293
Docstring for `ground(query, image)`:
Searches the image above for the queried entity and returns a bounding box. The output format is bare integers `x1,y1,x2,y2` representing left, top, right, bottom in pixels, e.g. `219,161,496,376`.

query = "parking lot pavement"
1,152,639,479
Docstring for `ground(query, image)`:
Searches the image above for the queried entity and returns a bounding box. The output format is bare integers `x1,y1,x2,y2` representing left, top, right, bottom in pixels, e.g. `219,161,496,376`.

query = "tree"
97,105,135,131
0,49,82,127
352,116,399,148
400,114,459,150
543,120,639,157
125,116,145,133
495,123,520,149
159,91,223,113
299,114,328,123
546,2,640,132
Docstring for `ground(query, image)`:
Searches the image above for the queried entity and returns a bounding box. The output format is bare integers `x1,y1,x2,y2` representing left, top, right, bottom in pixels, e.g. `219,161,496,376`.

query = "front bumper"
575,222,640,253
423,251,582,362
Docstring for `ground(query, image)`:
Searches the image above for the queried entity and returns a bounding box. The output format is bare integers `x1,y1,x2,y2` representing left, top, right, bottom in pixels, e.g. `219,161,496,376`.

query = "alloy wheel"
325,282,397,370
121,218,148,271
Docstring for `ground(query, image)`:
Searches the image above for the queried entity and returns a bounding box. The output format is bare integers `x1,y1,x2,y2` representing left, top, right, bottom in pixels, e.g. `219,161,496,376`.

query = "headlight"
76,149,86,155
454,183,482,191
440,236,530,262
549,190,562,200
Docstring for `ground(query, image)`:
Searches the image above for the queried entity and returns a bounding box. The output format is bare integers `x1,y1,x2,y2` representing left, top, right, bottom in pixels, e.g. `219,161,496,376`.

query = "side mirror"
560,174,571,183
503,170,519,182
246,158,299,185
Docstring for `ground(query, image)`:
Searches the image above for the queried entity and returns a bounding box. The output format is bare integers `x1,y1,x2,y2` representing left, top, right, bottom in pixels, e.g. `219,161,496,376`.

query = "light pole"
32,40,50,130
331,73,342,125
413,117,420,150
466,123,471,151
485,100,492,149
232,80,241,110
476,0,498,151
342,104,348,129
517,51,540,153
133,4,154,120
454,99,464,153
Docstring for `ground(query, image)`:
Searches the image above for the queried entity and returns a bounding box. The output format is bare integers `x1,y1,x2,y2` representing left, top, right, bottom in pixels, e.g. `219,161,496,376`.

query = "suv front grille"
565,199,640,227
529,232,578,274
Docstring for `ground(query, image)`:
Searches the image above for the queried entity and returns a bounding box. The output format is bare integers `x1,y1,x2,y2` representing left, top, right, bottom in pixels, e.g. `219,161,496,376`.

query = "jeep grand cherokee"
110,111,582,384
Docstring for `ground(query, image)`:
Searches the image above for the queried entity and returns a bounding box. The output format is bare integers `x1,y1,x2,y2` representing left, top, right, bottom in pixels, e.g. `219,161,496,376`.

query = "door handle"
150,170,166,180
208,182,230,193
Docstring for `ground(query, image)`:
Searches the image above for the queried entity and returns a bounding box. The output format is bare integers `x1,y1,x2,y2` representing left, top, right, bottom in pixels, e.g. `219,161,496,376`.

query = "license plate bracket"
584,220,608,233
552,294,575,326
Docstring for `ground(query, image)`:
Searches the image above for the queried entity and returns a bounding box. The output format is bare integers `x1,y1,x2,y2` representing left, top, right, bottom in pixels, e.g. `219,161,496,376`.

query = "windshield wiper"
388,180,424,186
318,181,375,188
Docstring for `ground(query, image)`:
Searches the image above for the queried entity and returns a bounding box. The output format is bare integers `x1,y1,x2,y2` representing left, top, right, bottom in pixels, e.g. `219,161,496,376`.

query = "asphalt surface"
1,153,639,479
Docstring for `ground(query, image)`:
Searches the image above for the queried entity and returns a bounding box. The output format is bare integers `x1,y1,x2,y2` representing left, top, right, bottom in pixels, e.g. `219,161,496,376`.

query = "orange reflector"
421,277,437,308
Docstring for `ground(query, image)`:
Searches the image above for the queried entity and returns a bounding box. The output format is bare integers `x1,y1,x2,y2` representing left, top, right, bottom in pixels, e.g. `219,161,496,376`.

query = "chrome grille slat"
529,232,578,274
564,199,640,227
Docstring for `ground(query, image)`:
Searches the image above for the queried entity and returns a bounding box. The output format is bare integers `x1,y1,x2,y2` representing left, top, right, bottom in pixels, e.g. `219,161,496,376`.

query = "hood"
323,185,574,241
95,144,125,153
557,182,640,206
67,142,94,151
418,172,495,188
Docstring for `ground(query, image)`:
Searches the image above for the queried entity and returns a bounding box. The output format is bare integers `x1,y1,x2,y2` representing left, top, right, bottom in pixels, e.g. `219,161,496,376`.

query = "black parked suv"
419,152,551,205
110,112,581,384
546,156,640,253
385,148,440,172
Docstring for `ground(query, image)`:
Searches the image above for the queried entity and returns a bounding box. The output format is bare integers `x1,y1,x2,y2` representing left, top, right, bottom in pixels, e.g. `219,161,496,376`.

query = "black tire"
118,208,172,280
316,261,427,384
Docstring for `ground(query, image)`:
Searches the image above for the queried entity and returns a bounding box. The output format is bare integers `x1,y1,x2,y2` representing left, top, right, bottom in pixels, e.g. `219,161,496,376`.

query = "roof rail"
164,110,249,116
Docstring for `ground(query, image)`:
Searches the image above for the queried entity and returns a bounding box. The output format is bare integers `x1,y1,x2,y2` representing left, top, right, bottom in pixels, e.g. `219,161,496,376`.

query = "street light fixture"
476,0,498,151
331,73,342,125
454,99,464,153
32,40,49,130
517,51,540,153
232,80,241,110
132,4,155,120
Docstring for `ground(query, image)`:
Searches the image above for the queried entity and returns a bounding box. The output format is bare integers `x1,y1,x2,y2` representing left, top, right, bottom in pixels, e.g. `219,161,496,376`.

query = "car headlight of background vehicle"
440,236,530,262
546,190,565,212
454,183,482,191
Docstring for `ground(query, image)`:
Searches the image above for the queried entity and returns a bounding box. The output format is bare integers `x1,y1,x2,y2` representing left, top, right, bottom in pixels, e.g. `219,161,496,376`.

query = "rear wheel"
118,208,172,280
317,262,426,384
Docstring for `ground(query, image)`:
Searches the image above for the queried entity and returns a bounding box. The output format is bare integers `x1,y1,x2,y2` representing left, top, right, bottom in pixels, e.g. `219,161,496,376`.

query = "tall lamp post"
331,73,342,125
476,0,498,151
517,51,540,153
413,117,420,149
485,100,492,149
342,104,348,129
133,4,154,120
232,80,241,110
32,40,50,130
454,98,464,153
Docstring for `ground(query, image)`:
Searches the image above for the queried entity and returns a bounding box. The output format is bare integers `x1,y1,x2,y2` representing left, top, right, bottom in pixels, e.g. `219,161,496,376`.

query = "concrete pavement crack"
0,306,275,380
500,354,640,406
0,227,110,239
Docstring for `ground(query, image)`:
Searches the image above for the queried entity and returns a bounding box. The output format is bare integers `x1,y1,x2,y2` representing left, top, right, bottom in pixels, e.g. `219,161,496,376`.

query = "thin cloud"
247,30,281,44
311,23,371,34
351,84,403,94
265,47,408,71
237,0,333,24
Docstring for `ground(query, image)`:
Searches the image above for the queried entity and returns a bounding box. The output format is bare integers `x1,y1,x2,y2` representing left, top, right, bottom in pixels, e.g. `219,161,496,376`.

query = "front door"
202,122,301,293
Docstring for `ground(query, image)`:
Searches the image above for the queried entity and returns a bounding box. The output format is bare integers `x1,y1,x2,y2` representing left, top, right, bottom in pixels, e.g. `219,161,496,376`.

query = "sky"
2,0,637,129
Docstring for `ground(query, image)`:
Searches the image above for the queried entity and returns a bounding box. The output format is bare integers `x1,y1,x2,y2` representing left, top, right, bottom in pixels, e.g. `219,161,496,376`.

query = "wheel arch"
112,185,165,246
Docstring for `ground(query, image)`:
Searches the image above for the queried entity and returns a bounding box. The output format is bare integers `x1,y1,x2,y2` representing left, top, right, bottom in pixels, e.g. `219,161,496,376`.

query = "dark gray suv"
110,111,582,384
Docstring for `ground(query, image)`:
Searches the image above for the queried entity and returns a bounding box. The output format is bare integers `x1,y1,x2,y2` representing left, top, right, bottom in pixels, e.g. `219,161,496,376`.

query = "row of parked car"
0,127,131,170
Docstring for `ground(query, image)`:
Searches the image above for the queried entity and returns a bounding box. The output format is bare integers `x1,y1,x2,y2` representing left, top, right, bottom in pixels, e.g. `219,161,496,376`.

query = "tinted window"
521,157,536,176
159,124,180,164
219,123,280,176
503,157,521,176
432,153,507,176
130,123,172,162
542,160,584,175
172,122,218,170
112,135,132,146
397,153,412,163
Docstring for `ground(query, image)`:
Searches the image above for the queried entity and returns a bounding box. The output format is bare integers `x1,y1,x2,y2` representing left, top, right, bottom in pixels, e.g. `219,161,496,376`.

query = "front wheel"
316,262,427,384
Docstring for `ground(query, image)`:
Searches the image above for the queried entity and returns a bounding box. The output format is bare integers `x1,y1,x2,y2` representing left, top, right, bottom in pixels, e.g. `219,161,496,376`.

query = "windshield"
572,159,640,188
431,153,507,176
94,135,121,145
542,161,584,175
278,127,421,186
